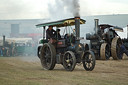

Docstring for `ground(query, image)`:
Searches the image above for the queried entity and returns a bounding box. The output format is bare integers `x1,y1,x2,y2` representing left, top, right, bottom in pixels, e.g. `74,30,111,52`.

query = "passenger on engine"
102,28,109,40
54,29,61,40
46,26,56,40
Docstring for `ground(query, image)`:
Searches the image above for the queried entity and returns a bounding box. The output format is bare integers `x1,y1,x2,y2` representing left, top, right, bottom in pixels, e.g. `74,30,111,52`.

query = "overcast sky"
0,0,128,20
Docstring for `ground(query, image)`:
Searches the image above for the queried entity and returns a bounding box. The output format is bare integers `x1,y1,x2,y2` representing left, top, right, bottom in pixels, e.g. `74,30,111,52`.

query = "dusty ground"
0,56,128,85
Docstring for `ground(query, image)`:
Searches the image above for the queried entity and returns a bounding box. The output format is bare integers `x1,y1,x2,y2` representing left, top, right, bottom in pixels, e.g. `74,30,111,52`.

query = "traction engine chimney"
75,17,80,43
94,19,99,34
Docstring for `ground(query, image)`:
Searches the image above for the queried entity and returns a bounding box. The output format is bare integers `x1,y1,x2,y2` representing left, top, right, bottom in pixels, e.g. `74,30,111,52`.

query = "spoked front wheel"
63,51,76,71
82,51,95,71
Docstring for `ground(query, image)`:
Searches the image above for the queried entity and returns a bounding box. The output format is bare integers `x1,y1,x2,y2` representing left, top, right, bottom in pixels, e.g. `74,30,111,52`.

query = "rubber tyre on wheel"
82,51,95,71
40,43,56,70
63,51,76,71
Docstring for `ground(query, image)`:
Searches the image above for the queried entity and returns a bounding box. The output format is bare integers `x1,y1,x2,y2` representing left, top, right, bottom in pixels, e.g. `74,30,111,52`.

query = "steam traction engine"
86,19,123,60
0,35,16,57
36,17,96,71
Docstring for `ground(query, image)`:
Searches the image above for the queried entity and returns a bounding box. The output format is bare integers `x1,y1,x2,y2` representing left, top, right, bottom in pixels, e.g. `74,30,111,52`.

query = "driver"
46,26,56,40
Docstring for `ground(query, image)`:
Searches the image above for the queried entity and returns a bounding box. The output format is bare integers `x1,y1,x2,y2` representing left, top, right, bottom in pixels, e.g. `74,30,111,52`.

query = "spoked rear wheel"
63,51,76,71
82,51,95,71
40,43,56,70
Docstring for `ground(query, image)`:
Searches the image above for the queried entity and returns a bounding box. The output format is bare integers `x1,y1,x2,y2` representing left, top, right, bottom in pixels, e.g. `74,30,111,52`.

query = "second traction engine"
86,19,123,60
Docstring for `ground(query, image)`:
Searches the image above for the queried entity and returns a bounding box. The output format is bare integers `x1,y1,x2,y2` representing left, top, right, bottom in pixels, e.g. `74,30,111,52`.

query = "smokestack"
127,25,128,38
75,17,80,43
3,35,5,47
94,19,99,34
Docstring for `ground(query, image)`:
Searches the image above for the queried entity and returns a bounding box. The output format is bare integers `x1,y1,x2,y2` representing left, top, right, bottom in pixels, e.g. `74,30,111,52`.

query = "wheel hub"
87,59,91,63
66,59,70,63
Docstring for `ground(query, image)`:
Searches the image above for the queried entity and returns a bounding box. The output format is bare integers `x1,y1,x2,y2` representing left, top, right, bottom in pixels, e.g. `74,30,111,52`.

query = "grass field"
0,56,128,85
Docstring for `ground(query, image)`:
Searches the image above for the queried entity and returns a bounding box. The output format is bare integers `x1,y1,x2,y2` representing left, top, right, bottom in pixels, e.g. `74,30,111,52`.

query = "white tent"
117,27,127,39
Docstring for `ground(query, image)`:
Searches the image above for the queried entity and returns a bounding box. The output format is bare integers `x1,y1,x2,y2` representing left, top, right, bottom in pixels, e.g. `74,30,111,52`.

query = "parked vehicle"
86,19,123,60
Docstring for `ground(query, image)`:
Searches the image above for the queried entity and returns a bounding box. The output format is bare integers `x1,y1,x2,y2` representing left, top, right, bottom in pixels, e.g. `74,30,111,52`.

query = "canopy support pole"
43,26,46,40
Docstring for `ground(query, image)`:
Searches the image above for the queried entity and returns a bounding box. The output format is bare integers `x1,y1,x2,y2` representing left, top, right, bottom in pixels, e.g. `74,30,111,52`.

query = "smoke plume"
72,0,80,17
63,0,80,17
48,0,80,19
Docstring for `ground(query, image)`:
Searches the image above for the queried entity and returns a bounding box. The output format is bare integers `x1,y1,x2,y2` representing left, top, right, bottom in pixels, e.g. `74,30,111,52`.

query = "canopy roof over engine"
36,18,86,28
99,24,123,32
